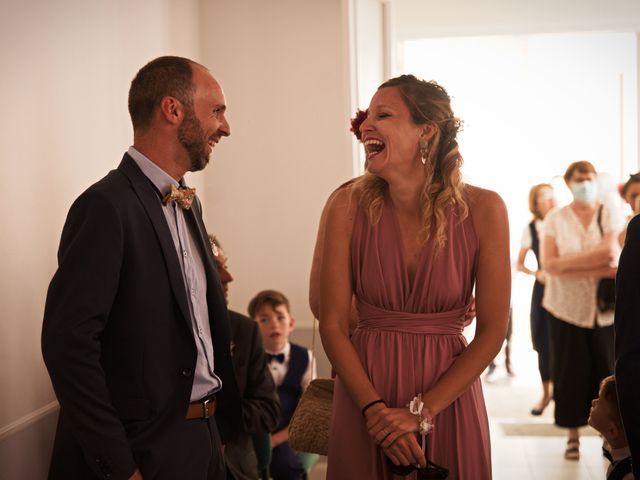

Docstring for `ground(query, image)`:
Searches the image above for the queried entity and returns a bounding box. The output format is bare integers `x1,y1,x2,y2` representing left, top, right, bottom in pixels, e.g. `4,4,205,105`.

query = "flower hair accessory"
350,109,368,141
409,394,433,436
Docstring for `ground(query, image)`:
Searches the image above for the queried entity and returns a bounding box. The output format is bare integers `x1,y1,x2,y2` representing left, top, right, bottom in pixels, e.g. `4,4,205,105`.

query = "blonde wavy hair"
353,75,467,250
528,183,552,221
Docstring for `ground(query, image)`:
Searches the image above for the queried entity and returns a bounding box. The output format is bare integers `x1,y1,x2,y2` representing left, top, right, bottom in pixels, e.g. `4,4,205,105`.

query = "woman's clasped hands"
364,402,427,468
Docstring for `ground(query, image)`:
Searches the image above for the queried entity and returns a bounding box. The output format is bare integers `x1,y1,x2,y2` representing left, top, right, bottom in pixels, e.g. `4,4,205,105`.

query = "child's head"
248,290,295,352
620,172,640,214
588,375,627,447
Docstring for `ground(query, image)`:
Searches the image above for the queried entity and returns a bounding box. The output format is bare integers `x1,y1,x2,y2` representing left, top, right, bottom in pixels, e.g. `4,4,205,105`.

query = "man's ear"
158,96,183,125
289,316,296,330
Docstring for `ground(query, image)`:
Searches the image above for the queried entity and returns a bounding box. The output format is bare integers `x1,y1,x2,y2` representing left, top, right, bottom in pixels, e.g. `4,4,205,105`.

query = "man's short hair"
248,290,291,319
128,56,198,131
563,160,597,183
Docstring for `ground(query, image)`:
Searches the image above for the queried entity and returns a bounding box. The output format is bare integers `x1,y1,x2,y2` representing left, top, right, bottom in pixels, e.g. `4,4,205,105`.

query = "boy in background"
248,290,316,480
588,375,634,480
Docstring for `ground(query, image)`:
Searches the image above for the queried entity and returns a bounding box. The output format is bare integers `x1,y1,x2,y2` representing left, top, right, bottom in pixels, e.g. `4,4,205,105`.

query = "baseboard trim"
0,401,58,443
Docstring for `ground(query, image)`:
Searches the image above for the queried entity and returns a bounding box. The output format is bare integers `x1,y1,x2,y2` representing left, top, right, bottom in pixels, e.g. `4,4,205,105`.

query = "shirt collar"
127,146,188,197
266,341,290,357
610,445,631,462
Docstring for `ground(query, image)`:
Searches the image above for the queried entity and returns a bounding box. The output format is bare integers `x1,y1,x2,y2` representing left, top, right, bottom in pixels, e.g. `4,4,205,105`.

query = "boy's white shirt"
266,341,317,390
606,445,634,480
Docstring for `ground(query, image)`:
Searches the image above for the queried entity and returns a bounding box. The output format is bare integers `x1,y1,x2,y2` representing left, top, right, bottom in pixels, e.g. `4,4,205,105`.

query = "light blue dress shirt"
128,146,221,401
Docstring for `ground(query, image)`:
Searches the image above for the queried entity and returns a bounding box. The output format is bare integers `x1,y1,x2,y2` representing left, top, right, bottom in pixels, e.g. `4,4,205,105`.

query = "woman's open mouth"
364,139,385,159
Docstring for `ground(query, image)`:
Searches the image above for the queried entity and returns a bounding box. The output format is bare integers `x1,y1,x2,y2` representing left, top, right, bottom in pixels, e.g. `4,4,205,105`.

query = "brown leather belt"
186,395,217,419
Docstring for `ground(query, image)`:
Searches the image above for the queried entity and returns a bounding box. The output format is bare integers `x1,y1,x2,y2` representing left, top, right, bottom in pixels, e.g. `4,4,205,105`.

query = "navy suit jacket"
42,154,241,480
615,214,640,478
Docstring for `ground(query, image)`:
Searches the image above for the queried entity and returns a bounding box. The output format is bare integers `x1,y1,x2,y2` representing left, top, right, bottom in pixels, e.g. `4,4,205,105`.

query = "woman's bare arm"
418,187,511,414
318,187,426,467
310,185,359,329
318,187,378,408
541,233,615,275
516,247,535,275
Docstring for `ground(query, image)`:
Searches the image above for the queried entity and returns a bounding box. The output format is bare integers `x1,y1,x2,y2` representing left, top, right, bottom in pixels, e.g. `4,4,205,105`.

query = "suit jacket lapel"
185,197,221,293
117,154,193,330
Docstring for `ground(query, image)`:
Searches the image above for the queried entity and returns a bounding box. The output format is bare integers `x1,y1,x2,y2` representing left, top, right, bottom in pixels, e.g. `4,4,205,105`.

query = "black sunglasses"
387,457,449,479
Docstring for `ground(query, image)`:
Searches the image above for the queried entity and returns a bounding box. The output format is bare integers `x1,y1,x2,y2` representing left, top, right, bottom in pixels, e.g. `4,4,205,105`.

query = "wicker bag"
288,377,334,455
288,317,334,456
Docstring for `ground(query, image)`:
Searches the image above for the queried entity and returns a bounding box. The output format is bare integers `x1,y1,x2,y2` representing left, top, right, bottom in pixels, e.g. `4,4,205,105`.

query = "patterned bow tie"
162,184,196,210
267,353,285,364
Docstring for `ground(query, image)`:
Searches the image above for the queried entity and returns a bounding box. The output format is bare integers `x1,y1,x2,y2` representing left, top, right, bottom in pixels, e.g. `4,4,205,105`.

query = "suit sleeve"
615,214,640,477
42,190,137,480
240,322,280,434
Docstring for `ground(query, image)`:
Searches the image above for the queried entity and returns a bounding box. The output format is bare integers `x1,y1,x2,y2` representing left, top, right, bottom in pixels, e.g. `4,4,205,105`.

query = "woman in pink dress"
315,75,510,479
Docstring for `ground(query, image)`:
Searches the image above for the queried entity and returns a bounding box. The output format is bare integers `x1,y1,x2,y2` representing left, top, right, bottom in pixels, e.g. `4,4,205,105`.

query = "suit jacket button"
182,369,193,377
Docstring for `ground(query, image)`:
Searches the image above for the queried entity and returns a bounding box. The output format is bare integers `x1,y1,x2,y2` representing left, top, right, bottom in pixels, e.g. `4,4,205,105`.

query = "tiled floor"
485,370,608,480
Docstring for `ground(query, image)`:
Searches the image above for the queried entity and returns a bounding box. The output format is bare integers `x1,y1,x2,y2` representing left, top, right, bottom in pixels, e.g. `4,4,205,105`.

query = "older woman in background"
541,161,618,460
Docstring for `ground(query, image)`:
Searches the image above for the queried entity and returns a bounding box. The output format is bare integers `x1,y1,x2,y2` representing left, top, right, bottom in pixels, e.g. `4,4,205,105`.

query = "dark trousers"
157,416,226,480
531,282,553,382
270,442,305,480
549,314,614,428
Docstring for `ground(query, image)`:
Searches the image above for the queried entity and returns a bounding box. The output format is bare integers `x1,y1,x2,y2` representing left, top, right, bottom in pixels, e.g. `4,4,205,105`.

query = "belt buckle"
202,398,212,419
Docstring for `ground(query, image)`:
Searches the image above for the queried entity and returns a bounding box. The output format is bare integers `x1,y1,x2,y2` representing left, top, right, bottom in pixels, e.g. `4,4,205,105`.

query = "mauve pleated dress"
326,196,492,480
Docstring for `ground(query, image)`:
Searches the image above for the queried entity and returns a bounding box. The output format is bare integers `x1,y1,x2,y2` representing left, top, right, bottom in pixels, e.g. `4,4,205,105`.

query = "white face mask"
570,180,598,203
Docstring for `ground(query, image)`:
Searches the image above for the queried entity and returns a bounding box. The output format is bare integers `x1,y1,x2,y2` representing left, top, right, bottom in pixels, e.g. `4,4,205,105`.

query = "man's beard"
178,108,210,172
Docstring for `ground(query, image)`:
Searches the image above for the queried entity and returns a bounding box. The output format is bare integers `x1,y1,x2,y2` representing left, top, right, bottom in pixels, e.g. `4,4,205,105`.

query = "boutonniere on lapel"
163,185,196,210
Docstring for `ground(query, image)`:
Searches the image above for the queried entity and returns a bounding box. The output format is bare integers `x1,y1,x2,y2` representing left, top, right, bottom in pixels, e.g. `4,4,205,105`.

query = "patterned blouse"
542,204,615,328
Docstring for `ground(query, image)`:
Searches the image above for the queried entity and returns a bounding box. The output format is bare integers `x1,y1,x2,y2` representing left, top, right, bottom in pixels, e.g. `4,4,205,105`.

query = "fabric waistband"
355,299,468,335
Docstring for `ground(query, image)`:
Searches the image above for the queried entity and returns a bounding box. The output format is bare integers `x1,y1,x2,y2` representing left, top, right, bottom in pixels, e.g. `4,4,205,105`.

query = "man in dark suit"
42,56,241,480
209,236,280,480
615,214,640,478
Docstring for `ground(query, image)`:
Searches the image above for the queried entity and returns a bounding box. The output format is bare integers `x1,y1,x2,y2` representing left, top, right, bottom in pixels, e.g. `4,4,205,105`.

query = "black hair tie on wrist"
361,399,385,416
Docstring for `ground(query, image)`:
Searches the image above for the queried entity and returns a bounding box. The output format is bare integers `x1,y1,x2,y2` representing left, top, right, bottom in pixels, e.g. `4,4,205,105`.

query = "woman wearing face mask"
516,184,556,417
541,161,618,461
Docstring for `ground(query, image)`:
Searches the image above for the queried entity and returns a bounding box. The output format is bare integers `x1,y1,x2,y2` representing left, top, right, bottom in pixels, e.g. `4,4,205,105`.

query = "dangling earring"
419,138,429,165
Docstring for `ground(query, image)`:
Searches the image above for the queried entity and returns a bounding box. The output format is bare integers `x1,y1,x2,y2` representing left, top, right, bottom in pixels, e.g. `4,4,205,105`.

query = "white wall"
0,0,354,474
198,0,353,324
0,0,204,476
396,0,640,39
